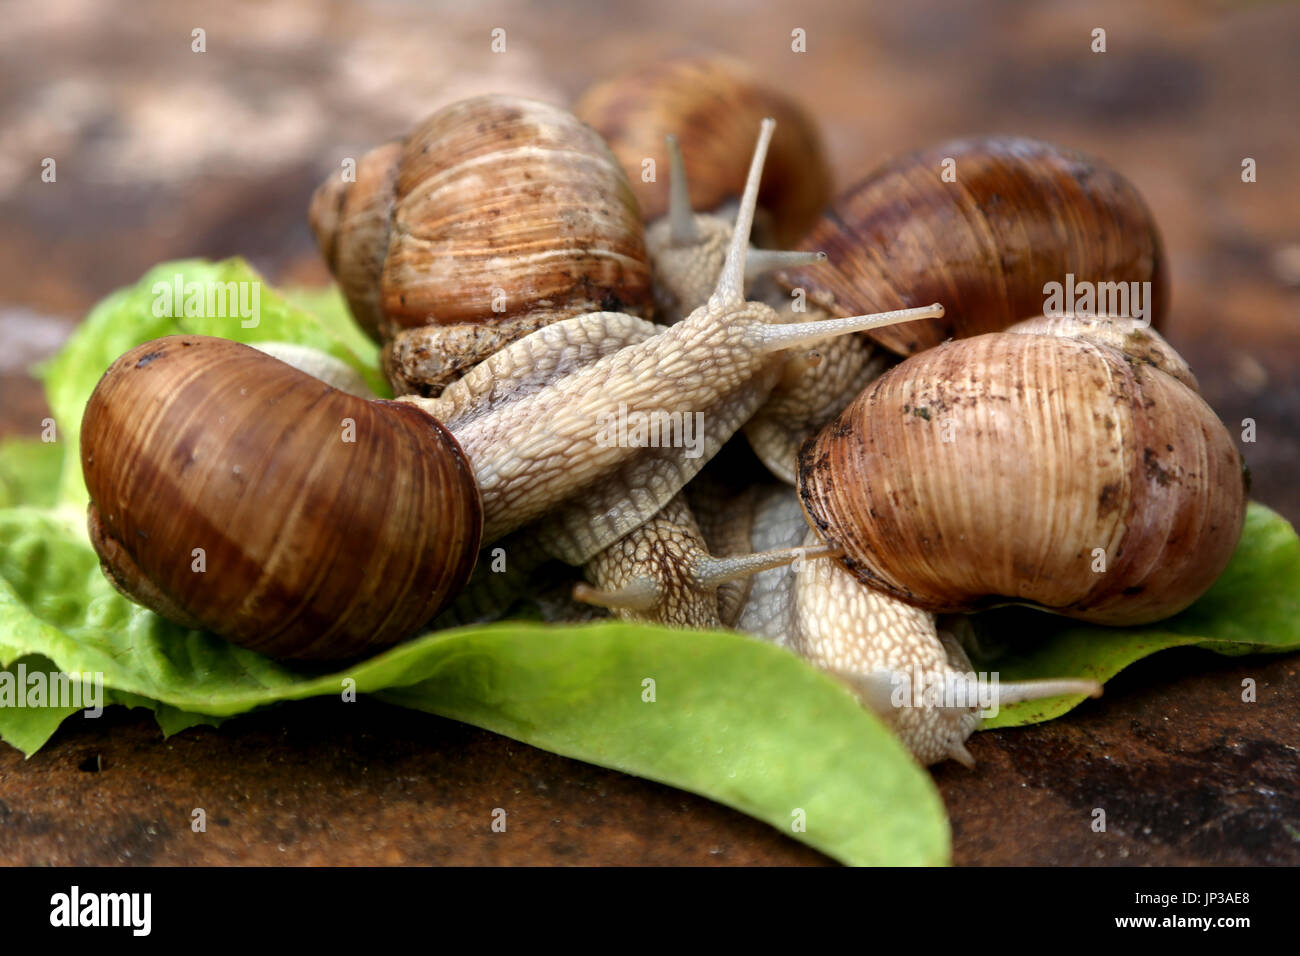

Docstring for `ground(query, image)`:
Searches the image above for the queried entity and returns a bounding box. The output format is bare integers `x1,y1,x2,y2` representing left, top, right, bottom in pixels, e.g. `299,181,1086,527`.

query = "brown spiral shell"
574,56,831,246
81,336,483,659
779,136,1169,357
798,319,1245,626
309,95,654,342
309,142,402,342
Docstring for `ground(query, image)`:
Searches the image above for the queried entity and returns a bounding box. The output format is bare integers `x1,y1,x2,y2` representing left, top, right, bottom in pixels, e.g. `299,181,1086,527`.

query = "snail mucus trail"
81,118,942,660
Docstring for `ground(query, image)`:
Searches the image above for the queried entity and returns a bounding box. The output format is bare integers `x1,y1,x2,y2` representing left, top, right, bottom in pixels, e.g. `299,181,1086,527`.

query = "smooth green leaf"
379,624,950,866
974,503,1300,728
37,258,389,508
0,505,946,865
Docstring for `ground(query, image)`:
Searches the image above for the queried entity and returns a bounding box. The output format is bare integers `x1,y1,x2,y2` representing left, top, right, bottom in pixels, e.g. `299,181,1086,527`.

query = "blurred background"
1,0,1297,865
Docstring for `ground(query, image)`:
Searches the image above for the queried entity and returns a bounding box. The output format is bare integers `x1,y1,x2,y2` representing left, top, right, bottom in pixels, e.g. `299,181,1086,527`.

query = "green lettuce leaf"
279,283,380,366
0,438,61,509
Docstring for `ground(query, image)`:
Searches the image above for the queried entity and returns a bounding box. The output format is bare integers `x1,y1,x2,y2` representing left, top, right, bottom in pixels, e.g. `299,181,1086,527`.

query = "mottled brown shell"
308,142,401,342
574,56,830,246
779,137,1169,357
309,95,653,341
798,323,1245,625
81,336,483,659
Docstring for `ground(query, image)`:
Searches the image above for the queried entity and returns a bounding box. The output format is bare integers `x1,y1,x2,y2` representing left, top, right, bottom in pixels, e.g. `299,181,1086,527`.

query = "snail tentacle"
745,248,826,280
665,134,700,246
751,303,945,352
709,118,775,309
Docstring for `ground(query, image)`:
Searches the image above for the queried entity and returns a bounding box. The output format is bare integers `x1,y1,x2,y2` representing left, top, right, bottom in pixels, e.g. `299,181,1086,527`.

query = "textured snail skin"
779,136,1169,358
744,331,892,486
81,336,483,659
791,534,984,767
574,56,831,247
711,485,978,765
732,485,1100,767
578,493,727,630
309,95,654,395
798,320,1247,625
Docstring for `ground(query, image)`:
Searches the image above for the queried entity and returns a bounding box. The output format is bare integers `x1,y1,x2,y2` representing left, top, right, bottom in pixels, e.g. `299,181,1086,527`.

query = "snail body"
574,488,832,629
577,492,748,630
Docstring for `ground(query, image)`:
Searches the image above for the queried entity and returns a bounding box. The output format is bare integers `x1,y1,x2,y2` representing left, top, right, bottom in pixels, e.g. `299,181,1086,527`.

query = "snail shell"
309,95,654,393
798,317,1246,625
81,336,483,659
308,142,402,343
574,56,831,246
779,136,1169,357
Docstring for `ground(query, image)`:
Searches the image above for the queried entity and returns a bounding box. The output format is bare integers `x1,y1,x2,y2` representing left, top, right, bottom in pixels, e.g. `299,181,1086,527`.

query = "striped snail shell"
574,55,831,246
798,315,1246,625
778,136,1169,357
81,336,483,659
309,94,654,394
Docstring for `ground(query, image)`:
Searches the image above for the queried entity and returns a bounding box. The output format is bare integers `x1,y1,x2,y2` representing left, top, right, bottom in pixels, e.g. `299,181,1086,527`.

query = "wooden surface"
1,0,1297,865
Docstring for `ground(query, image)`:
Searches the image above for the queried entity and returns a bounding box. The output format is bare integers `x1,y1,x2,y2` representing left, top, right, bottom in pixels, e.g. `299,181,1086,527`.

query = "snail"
308,95,655,396
84,119,940,659
746,135,1171,483
799,313,1247,625
81,335,484,660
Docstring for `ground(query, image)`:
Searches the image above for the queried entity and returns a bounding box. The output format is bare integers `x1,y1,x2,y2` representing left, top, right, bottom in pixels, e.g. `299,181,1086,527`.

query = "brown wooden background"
1,0,1297,865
